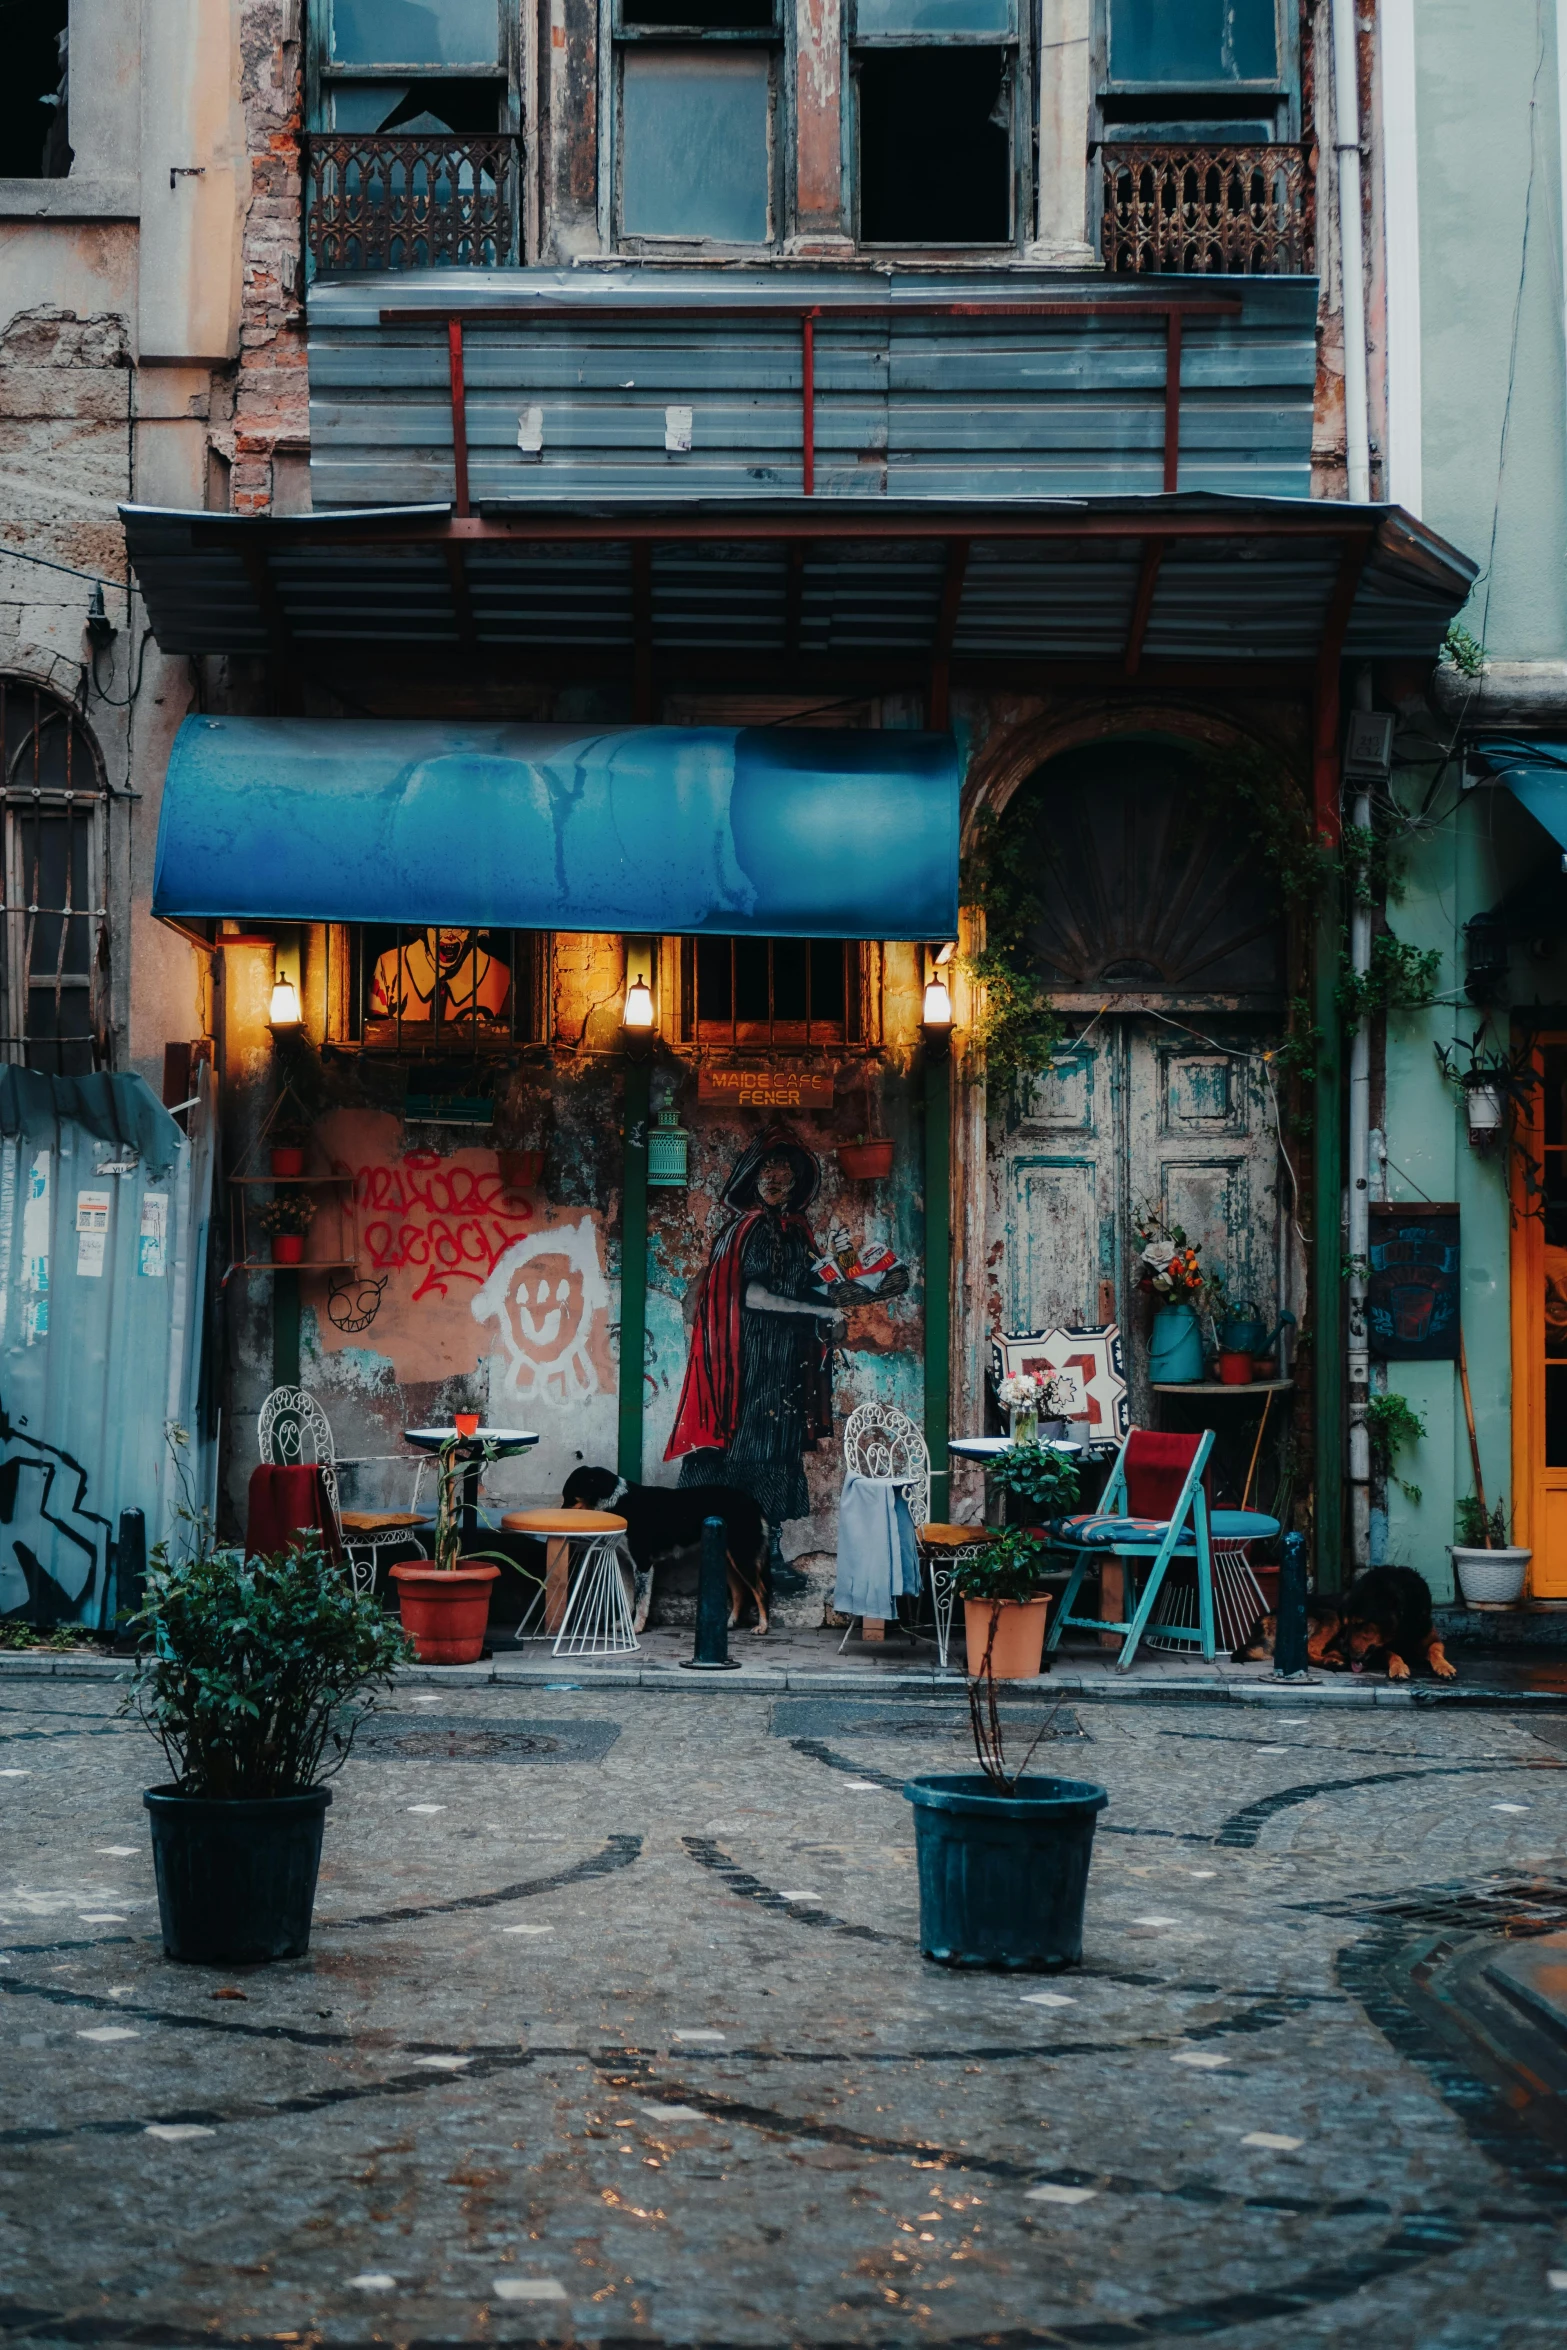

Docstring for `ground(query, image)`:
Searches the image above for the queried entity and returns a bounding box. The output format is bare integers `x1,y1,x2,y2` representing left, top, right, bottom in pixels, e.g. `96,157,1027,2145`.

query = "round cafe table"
403,1427,539,1545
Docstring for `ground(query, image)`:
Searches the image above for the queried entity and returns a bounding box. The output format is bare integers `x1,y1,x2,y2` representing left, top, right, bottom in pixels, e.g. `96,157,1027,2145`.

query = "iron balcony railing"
302,131,521,275
1101,142,1313,276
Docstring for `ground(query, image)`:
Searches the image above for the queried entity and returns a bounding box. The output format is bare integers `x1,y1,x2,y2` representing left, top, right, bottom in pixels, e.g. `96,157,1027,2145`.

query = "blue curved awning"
1472,737,1567,850
154,718,959,940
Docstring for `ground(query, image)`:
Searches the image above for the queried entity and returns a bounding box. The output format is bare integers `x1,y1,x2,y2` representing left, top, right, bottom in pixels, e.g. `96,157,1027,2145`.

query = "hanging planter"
257,1192,316,1267
499,1147,544,1193
838,1139,895,1181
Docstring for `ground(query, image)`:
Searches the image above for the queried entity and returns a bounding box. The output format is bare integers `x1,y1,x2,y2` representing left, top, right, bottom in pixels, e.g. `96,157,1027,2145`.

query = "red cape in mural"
666,1206,774,1456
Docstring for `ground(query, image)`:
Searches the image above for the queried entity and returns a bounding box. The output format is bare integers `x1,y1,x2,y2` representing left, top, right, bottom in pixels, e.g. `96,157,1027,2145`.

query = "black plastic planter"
904,1772,1108,1971
144,1785,332,1964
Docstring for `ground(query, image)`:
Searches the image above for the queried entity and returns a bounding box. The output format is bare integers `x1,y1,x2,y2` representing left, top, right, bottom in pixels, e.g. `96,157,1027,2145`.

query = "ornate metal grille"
1100,143,1313,275
302,133,520,274
0,680,109,1078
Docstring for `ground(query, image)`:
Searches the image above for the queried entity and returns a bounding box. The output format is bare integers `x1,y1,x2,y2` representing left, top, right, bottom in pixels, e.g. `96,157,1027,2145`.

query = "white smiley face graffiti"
471,1216,608,1399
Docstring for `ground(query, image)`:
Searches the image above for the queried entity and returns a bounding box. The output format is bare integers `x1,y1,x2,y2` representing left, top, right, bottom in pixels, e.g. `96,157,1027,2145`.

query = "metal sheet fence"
0,1068,215,1630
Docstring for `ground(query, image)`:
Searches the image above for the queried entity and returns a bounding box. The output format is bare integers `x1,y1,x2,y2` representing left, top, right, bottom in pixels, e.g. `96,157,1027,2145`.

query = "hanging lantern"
647,1103,690,1188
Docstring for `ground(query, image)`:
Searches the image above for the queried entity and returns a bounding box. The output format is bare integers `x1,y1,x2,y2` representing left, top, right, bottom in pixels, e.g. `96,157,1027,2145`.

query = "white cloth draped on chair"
834,1474,920,1623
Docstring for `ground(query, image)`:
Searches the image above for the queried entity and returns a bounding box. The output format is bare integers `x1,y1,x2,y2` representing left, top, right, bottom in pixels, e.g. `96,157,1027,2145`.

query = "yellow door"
1513,1033,1567,1596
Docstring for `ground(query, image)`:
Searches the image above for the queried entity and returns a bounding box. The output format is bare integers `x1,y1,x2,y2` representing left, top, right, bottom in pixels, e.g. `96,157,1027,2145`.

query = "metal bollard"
111,1508,147,1649
1273,1529,1310,1679
680,1514,741,1672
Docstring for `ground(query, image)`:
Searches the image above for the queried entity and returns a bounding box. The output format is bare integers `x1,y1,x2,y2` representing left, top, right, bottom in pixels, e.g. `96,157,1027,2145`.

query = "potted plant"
1435,1029,1539,1152
903,1630,1108,1971
130,1531,408,1964
986,1436,1080,1529
257,1191,317,1265
955,1526,1056,1680
388,1436,534,1664
1135,1221,1209,1383
1450,1494,1531,1607
269,1118,311,1178
838,1134,895,1181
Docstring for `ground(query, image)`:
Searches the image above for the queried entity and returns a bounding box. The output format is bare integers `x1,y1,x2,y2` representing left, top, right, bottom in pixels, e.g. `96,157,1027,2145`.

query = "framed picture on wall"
1367,1204,1461,1361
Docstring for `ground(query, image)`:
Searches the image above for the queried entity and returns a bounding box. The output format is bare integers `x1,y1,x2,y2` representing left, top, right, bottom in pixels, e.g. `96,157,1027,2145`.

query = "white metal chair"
257,1386,428,1599
840,1400,993,1668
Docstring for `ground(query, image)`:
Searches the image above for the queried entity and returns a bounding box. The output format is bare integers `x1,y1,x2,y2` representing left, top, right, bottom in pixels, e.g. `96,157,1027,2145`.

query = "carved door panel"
987,1020,1280,1420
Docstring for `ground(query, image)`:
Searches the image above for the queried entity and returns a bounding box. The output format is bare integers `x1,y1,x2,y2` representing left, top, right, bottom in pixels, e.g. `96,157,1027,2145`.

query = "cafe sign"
698,1065,836,1110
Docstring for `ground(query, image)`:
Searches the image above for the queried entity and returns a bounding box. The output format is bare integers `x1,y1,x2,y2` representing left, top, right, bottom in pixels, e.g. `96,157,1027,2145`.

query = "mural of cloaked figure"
665,1125,848,1531
370,927,510,1026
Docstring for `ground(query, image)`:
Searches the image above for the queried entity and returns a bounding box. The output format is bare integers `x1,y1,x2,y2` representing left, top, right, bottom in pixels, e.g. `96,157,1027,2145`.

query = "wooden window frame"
325,923,548,1054
680,934,867,1048
0,680,109,1079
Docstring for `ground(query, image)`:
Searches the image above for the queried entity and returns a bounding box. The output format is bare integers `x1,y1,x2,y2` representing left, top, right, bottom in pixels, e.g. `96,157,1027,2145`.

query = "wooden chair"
257,1386,428,1599
840,1400,994,1667
1043,1428,1217,1673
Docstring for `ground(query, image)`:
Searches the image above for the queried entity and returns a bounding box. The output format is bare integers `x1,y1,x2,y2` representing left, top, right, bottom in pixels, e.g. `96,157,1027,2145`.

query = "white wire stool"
552,1533,639,1658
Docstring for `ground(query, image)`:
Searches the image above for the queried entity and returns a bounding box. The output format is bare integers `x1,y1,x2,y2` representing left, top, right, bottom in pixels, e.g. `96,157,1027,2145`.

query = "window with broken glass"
1093,0,1309,274
614,0,781,249
851,0,1024,248
326,924,545,1051
681,938,865,1047
0,683,109,1079
303,0,522,273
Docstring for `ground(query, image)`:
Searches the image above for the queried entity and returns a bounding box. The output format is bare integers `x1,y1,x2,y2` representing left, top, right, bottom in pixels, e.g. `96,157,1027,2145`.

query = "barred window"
327,924,544,1050
682,936,862,1046
0,682,108,1077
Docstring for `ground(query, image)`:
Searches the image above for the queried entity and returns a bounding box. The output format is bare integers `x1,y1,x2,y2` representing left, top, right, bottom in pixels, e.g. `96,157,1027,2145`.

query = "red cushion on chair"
1123,1431,1208,1521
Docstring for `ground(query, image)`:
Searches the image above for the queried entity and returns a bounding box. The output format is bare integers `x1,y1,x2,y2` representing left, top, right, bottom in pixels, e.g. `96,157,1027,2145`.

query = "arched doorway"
980,736,1292,1425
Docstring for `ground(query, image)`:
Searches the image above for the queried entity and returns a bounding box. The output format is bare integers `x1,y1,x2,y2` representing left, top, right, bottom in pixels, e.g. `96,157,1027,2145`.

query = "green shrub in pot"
130,1528,408,1962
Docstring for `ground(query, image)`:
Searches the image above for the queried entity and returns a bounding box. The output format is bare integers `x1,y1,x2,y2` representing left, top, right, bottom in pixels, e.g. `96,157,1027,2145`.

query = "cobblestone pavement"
3,1680,1567,2346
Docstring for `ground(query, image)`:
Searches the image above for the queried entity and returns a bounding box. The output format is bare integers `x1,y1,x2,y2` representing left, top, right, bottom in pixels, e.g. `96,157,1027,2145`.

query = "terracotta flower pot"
962,1593,1050,1680
1217,1349,1253,1385
272,1233,304,1265
270,1146,305,1176
390,1562,501,1664
499,1148,544,1193
838,1140,895,1181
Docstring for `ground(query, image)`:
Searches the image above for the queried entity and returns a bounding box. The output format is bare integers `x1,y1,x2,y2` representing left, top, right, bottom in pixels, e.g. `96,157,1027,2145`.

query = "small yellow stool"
501,1509,635,1655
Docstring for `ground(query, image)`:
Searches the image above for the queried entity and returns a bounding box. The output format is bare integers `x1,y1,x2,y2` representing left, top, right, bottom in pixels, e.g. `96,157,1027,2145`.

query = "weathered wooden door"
990,1020,1280,1369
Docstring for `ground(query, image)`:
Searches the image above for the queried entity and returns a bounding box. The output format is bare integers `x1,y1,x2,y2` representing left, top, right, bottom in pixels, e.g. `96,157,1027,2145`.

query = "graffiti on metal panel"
0,1402,111,1620
347,1151,536,1303
471,1217,611,1401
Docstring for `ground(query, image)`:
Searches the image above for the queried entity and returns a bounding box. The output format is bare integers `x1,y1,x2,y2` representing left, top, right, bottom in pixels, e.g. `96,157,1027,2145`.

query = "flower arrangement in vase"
996,1369,1073,1446
1135,1219,1216,1384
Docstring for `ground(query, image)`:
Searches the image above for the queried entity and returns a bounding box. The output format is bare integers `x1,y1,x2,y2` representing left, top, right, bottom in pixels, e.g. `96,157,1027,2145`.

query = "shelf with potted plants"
226,1087,359,1277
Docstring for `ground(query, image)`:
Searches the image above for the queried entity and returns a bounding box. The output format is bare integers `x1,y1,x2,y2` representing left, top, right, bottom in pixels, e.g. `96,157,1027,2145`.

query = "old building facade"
0,0,1487,1628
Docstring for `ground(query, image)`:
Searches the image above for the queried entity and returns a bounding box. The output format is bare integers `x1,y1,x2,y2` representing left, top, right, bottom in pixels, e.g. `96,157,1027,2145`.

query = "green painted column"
1312,881,1344,1593
924,1043,952,1524
273,1269,300,1392
618,1055,651,1484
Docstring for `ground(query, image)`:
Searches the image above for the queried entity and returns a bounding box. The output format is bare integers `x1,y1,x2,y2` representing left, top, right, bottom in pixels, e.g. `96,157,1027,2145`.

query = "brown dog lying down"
1233,1565,1456,1680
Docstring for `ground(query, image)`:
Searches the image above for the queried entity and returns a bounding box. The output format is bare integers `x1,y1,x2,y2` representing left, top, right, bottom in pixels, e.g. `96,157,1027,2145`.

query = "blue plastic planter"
903,1772,1108,1971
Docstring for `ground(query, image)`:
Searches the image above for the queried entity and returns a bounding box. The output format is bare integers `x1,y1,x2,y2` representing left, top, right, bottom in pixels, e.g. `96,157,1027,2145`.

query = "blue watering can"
1220,1305,1297,1358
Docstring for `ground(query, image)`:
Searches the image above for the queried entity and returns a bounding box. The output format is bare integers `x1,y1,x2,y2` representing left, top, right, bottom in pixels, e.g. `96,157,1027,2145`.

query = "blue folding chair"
1044,1428,1217,1673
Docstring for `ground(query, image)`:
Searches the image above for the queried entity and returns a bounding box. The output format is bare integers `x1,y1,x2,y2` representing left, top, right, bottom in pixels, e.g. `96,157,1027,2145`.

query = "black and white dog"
561,1465,769,1634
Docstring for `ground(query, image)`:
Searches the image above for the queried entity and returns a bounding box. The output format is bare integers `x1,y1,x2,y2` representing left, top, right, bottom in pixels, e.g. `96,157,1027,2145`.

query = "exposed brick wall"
0,304,132,671
213,0,308,514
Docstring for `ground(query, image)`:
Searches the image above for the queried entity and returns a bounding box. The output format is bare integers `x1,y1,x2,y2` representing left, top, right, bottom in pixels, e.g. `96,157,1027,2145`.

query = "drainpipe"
1346,670,1374,1572
1331,0,1373,503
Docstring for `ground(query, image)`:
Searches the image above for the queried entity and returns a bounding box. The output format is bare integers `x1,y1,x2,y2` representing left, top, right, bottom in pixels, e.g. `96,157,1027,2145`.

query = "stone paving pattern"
3,1678,1567,2344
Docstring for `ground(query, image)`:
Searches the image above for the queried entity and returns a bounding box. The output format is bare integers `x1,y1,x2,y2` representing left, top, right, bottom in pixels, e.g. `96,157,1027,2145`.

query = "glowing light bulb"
268,976,301,1028
623,976,655,1030
922,975,953,1029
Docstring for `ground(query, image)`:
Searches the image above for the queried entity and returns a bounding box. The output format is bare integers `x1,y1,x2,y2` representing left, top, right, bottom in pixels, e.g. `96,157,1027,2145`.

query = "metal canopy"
153,718,959,939
121,495,1477,679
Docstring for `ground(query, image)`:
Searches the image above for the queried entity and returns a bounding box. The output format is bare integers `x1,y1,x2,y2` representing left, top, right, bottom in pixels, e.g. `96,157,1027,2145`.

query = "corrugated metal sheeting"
307,268,1319,506
0,1070,215,1630
121,497,1478,668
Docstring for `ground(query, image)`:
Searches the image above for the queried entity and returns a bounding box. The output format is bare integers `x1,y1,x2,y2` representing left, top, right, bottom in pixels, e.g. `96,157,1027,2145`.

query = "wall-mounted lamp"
921,943,956,1036
622,938,657,1034
269,932,303,1031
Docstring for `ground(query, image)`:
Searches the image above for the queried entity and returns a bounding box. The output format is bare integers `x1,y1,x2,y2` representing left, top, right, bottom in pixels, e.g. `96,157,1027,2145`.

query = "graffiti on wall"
0,1404,111,1619
471,1217,612,1402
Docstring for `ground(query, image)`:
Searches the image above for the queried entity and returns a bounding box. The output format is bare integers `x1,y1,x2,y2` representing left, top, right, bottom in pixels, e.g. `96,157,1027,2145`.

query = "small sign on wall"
1367,1203,1460,1360
698,1066,836,1111
75,1188,111,1279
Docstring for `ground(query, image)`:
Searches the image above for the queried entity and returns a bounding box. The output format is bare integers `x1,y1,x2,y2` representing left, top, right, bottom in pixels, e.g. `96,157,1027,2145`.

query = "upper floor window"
1096,0,1308,273
328,923,545,1050
0,683,108,1080
0,2,69,179
305,0,521,272
852,0,1020,247
682,938,864,1047
615,0,781,250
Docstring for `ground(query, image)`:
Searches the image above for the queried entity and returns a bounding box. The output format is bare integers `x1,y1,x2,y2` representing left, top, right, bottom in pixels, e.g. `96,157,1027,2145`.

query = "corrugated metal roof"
307,267,1319,506
122,494,1478,669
